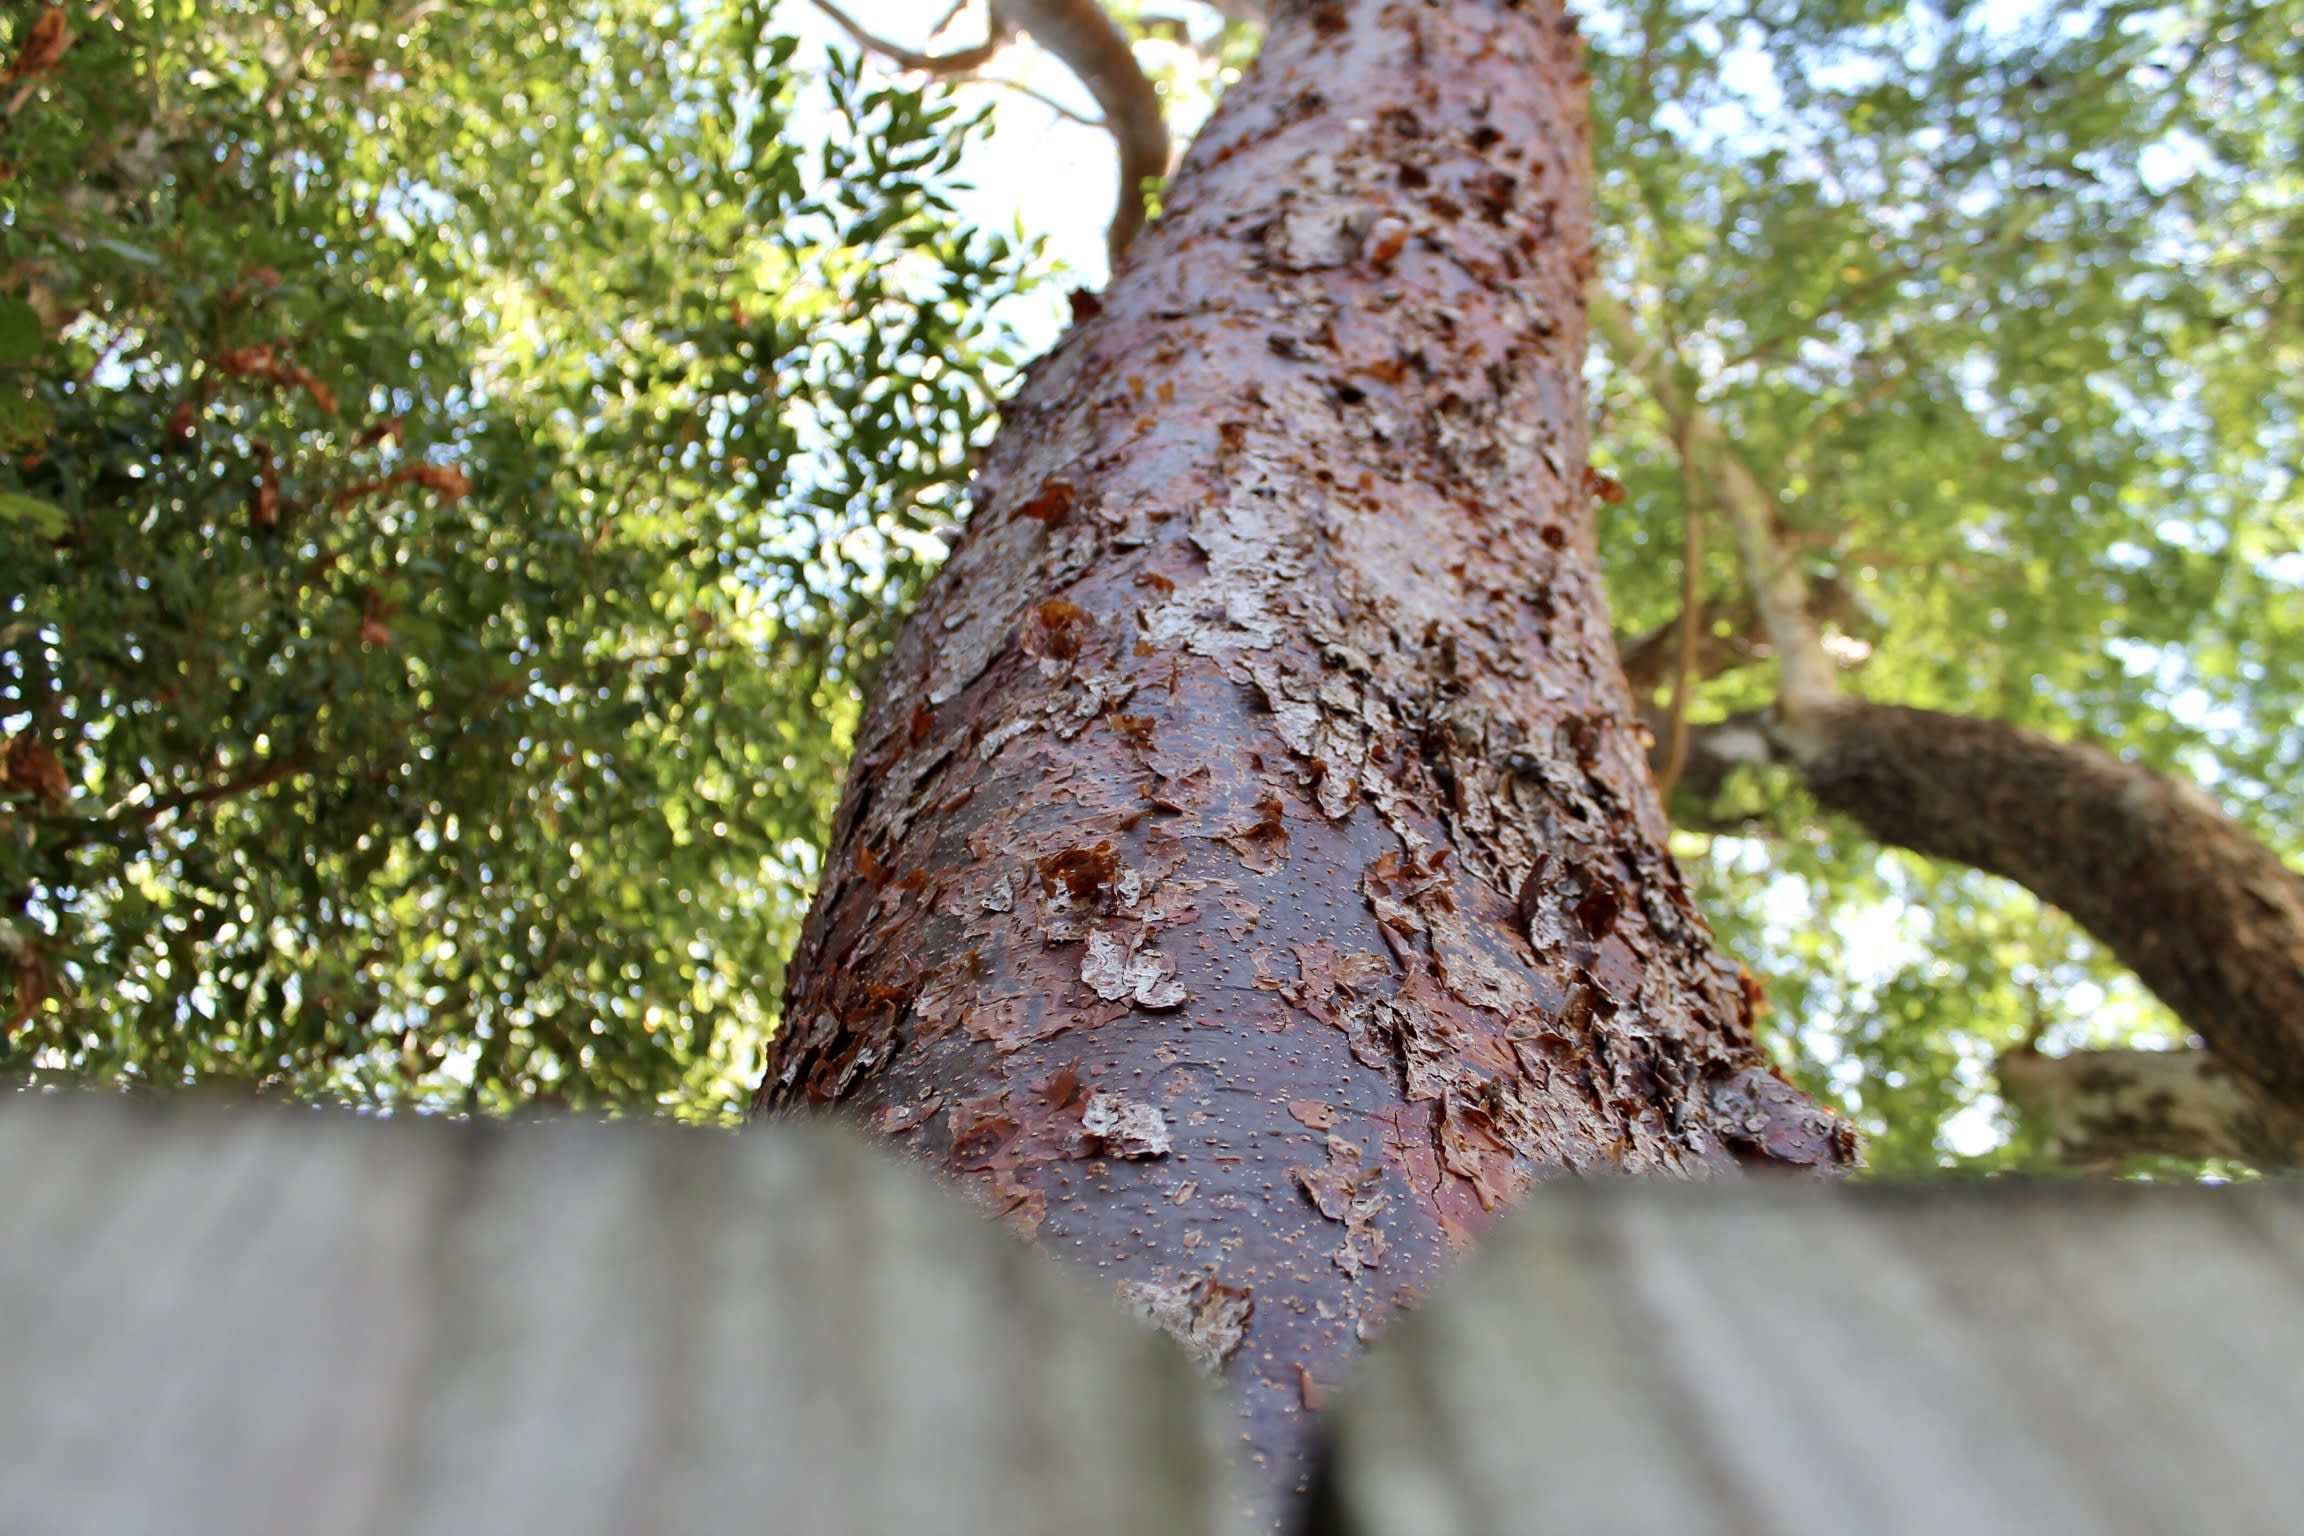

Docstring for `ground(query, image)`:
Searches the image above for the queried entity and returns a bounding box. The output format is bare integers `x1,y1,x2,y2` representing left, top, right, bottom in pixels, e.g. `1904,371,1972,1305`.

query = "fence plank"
0,1099,1242,1536
1314,1181,2304,1536
19,1101,2304,1536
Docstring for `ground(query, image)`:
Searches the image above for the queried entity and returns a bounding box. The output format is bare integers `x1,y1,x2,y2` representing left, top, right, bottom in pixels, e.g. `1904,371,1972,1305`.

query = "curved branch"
995,0,1170,263
2000,1045,2304,1169
1795,704,2304,1116
810,0,1006,75
1596,289,2304,1150
1678,699,2304,1132
815,1,1172,266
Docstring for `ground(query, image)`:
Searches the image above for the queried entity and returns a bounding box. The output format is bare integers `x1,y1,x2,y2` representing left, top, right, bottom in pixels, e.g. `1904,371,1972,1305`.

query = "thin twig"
1656,415,1704,802
136,756,311,820
970,72,1103,128
41,754,316,860
809,0,1004,76
1591,287,1840,719
995,0,1170,261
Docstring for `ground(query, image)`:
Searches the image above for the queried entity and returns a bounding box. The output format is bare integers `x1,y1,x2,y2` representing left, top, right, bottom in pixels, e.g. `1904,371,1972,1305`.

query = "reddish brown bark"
757,0,1853,1512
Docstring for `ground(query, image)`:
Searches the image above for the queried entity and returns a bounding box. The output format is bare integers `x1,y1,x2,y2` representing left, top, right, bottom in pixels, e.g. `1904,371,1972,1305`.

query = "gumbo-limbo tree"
5,0,2303,1496
762,0,1862,1492
9,2,2298,1161
760,0,2303,1491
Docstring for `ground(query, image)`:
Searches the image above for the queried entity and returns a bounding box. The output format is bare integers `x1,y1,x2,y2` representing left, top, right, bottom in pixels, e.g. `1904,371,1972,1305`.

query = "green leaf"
0,0,1037,1122
0,392,52,452
92,238,164,266
0,299,43,365
0,492,66,537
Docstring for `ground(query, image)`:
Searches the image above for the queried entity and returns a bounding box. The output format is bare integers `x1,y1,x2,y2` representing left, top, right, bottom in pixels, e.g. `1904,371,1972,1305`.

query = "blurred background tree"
5,0,2298,1171
1580,0,2304,1172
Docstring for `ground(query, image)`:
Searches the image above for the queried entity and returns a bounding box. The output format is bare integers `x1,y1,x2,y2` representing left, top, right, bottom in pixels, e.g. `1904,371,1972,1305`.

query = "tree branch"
809,0,1007,75
1803,704,2304,1117
1655,414,1704,800
132,755,312,821
972,72,1105,129
1591,287,1840,721
812,1,1171,265
1677,699,2304,1133
996,0,1169,263
2000,1045,2304,1169
1618,575,1865,699
1596,268,2304,1157
31,753,317,862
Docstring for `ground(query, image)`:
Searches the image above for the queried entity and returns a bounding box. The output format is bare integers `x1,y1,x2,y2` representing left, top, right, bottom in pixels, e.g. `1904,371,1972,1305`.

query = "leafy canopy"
1583,0,2304,1169
7,0,2301,1173
1,0,1037,1117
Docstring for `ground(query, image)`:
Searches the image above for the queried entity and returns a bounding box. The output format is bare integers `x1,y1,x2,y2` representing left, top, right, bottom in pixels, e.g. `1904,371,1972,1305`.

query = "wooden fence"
4,1097,2298,1534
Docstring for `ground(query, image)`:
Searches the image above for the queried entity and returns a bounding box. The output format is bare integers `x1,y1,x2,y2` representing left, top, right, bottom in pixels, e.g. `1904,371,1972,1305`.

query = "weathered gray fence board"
1319,1182,2304,1536
0,1100,1240,1536
14,1102,2304,1536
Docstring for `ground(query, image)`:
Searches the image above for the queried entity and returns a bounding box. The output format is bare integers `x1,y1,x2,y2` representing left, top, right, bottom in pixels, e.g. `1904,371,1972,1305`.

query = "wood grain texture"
16,1100,2303,1536
1313,1179,2304,1536
0,1098,1242,1536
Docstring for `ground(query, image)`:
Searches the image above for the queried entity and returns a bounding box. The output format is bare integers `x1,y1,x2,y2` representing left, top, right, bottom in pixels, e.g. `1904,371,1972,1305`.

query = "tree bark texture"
1783,701,2304,1132
1998,1046,2304,1169
757,0,1854,1506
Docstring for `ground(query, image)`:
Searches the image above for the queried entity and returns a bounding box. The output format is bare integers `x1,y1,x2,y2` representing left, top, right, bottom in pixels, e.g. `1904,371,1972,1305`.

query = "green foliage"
0,1,1038,1117
11,0,2299,1172
1586,0,2304,1168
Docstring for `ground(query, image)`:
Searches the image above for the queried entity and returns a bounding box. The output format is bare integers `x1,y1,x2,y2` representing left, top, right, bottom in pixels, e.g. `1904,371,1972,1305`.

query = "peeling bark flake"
1119,1270,1256,1374
1082,1092,1174,1159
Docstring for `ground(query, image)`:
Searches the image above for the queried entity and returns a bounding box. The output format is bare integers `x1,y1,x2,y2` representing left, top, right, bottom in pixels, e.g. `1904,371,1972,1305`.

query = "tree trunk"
756,0,1855,1512
1765,700,2304,1140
